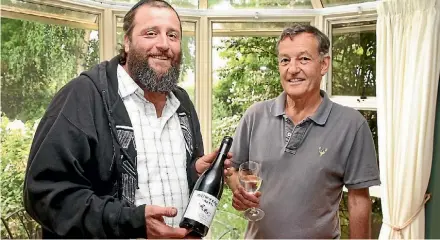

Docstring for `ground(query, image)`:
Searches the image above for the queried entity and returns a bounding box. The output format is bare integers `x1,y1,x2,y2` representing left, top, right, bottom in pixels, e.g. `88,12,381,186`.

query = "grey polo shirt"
231,90,380,239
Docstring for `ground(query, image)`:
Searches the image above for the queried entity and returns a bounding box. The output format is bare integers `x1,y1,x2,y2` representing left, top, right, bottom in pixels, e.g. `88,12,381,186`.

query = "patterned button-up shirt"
117,65,189,227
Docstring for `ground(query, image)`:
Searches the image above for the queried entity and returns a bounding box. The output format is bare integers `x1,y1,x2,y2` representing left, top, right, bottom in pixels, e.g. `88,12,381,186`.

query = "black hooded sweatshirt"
23,56,204,238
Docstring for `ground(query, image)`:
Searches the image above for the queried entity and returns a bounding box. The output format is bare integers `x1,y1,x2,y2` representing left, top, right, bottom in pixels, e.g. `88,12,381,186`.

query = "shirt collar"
117,64,141,99
270,90,333,126
271,92,286,117
309,90,333,125
166,91,181,114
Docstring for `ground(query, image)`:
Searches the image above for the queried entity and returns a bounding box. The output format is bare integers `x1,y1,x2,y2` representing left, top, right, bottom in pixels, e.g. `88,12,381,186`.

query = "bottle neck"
211,153,226,171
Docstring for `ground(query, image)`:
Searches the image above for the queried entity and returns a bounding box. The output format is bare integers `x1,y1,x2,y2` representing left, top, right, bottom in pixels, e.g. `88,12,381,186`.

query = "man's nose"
156,34,170,52
287,60,301,74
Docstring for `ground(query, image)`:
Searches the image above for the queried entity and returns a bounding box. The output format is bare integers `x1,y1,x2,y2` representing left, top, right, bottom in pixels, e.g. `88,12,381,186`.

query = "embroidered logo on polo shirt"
319,147,328,157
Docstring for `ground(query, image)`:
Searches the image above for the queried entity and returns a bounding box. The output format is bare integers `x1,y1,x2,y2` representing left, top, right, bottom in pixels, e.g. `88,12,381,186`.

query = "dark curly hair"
118,0,182,65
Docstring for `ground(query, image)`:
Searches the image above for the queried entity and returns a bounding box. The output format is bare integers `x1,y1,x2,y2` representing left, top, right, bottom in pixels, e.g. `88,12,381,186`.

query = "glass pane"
209,0,312,9
1,18,100,122
212,36,282,148
331,21,376,96
180,23,196,103
322,0,376,7
115,20,196,103
95,0,198,8
116,17,124,52
1,0,98,25
1,17,99,237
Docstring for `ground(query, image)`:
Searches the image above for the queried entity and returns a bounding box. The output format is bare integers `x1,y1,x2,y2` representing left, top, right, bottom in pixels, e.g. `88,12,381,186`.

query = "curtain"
376,0,440,238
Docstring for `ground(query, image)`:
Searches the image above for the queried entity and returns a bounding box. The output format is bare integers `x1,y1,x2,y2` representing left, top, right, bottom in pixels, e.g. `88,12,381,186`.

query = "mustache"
146,52,181,67
147,52,173,58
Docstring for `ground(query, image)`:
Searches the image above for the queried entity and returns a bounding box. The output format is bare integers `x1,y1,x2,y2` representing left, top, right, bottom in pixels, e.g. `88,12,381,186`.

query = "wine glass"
238,161,265,221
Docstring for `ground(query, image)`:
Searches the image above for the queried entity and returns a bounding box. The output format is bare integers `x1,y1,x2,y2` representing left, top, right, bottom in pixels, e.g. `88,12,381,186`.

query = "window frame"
323,12,378,109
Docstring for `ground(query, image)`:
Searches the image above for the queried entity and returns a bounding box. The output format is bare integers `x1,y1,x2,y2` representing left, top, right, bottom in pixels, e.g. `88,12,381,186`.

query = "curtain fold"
376,0,440,238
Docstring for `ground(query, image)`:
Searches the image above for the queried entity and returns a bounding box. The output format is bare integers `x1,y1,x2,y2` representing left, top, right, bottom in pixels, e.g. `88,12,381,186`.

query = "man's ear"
124,35,130,53
321,55,330,76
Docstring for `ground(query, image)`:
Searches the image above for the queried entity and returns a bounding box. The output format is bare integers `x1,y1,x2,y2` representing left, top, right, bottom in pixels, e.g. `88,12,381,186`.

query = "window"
331,21,376,97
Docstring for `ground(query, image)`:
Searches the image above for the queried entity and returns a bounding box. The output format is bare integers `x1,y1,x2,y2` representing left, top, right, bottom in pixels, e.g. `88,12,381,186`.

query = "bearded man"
23,1,231,238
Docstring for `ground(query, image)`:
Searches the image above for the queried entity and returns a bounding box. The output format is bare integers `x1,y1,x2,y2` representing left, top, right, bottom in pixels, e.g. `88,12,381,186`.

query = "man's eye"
299,57,311,64
168,33,178,39
279,58,289,64
146,31,156,36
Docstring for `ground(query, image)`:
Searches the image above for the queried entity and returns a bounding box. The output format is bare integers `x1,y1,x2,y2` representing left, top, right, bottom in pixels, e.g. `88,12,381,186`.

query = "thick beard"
126,47,181,93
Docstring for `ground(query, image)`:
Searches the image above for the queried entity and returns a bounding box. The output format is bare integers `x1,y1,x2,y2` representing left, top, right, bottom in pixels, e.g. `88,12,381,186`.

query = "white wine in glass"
239,174,262,194
238,161,265,221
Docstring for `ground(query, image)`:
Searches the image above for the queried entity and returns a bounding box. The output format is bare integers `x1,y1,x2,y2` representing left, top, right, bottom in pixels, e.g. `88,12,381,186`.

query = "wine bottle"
179,136,233,237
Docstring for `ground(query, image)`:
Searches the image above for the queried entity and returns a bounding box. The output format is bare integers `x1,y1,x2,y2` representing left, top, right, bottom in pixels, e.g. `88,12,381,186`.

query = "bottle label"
183,190,219,228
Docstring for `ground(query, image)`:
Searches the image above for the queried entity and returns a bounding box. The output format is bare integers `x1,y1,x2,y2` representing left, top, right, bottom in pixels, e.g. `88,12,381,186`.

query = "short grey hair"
276,24,330,57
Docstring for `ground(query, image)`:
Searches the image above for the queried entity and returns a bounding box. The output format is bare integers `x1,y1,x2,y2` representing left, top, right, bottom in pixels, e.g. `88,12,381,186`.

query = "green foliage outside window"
332,26,376,97
212,37,282,147
1,18,99,122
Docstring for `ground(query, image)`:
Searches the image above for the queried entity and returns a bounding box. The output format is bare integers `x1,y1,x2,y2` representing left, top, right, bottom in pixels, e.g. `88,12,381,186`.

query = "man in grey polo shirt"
227,24,380,239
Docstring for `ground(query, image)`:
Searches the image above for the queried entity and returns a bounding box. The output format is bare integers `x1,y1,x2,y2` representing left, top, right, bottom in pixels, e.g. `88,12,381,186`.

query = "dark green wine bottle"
179,136,233,237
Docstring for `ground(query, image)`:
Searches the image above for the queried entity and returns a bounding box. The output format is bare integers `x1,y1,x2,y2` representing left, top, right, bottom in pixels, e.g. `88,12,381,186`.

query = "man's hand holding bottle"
195,149,233,177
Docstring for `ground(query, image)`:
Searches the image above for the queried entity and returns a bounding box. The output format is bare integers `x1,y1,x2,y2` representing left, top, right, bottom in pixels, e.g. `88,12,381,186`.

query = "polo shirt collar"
270,90,333,126
309,90,333,126
271,92,286,117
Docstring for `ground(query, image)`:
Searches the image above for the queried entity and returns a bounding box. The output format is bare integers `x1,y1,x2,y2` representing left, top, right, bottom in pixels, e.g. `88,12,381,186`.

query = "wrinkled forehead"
278,33,320,56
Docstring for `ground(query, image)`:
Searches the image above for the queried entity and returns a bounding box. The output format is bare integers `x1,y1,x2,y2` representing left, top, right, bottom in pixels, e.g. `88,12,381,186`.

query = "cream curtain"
376,0,440,238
